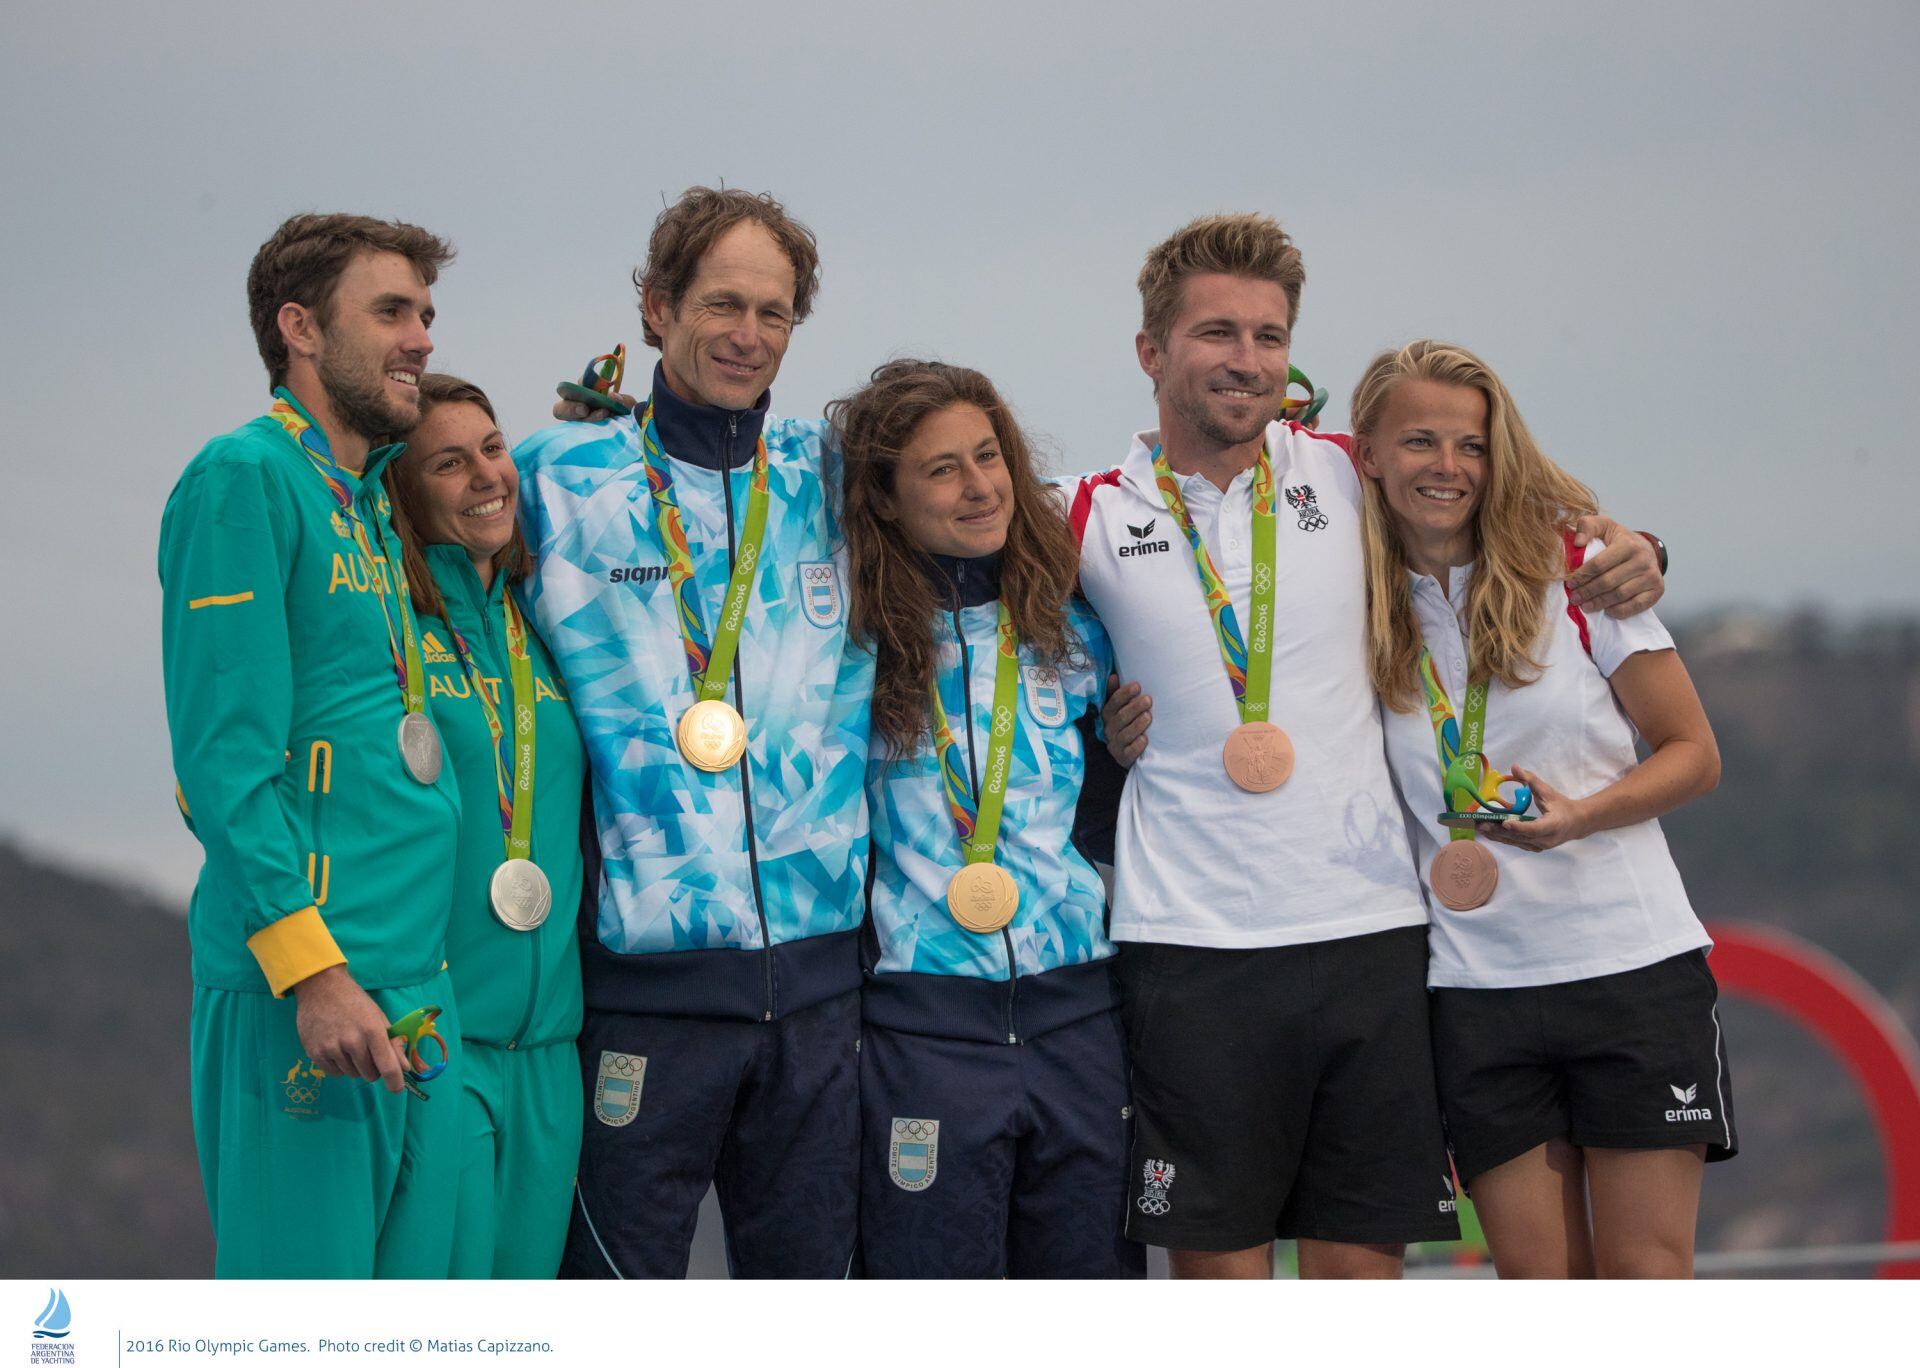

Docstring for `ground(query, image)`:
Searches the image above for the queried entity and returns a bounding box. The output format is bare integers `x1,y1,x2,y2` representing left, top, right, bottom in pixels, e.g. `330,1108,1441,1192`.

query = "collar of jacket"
425,541,509,611
926,550,1002,610
647,362,771,471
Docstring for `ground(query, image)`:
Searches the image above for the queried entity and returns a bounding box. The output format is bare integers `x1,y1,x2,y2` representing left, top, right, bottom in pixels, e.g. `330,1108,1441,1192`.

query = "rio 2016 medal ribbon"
447,595,551,929
1150,440,1285,791
1416,645,1535,911
635,400,769,774
931,604,1023,935
268,392,439,785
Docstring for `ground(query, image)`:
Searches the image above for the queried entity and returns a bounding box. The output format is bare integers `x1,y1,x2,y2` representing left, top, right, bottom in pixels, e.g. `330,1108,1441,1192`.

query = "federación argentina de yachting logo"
30,1289,74,1366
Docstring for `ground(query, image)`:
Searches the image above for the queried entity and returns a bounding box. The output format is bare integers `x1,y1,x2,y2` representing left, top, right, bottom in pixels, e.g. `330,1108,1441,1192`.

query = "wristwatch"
1639,530,1669,576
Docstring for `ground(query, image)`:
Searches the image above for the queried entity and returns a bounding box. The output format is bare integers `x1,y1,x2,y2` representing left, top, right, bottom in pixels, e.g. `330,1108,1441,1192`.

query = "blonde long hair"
1353,340,1597,711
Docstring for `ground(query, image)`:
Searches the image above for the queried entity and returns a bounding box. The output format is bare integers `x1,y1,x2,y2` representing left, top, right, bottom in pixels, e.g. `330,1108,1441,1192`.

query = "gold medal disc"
1222,721,1294,792
1431,842,1499,911
677,699,747,772
946,862,1019,934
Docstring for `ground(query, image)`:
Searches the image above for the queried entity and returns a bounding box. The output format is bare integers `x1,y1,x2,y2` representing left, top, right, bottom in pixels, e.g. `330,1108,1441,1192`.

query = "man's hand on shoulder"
291,964,409,1093
1568,515,1664,618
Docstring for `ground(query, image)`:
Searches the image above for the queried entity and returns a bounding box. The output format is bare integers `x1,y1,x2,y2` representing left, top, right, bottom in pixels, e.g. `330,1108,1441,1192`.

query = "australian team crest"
889,1117,939,1191
1021,664,1069,727
280,1058,326,1118
798,560,843,629
1285,484,1329,531
594,1051,646,1128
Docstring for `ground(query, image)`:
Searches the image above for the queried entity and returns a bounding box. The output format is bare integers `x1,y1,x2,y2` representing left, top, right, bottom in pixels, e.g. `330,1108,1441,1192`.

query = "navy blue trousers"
561,987,860,1279
857,1007,1145,1279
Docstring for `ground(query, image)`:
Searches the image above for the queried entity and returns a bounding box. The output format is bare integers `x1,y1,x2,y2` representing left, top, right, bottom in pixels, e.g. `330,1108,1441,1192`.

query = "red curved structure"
1707,921,1920,1278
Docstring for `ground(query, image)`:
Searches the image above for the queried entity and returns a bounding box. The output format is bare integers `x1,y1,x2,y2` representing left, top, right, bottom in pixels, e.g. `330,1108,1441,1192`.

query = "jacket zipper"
952,584,1019,1046
723,413,776,1022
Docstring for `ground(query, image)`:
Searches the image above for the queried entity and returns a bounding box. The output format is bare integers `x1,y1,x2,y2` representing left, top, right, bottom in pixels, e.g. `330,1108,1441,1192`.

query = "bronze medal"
1222,721,1294,793
946,862,1019,934
1430,841,1499,911
676,699,747,772
489,858,553,932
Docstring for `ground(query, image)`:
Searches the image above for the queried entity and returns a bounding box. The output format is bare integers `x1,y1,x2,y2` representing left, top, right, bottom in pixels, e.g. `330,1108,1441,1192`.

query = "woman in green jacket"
387,374,588,1278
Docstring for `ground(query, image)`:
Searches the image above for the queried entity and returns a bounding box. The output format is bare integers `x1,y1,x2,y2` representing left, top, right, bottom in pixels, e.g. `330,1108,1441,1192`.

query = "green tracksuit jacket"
418,544,587,1276
160,389,461,994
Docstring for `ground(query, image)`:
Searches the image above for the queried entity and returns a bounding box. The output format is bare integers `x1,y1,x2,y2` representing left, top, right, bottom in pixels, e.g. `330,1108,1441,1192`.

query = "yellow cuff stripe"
247,907,346,998
188,591,255,610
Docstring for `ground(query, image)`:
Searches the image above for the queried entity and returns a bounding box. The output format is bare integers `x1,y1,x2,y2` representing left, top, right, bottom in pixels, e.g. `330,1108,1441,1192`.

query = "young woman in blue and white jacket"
832,360,1142,1279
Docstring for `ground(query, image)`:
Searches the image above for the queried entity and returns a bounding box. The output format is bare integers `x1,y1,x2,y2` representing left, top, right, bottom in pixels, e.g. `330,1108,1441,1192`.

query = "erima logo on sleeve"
1118,518,1169,558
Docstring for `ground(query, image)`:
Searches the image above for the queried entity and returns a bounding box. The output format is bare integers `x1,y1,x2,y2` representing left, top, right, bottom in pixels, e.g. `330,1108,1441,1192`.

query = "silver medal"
398,712,442,785
490,858,552,931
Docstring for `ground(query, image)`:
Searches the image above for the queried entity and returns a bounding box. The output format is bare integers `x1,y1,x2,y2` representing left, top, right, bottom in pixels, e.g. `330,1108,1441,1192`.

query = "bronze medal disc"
946,863,1019,934
398,712,443,785
1430,841,1499,911
1222,721,1294,793
489,859,553,932
677,699,748,772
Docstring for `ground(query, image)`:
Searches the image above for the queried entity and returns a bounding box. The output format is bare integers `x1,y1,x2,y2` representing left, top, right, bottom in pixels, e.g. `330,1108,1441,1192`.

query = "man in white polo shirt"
1069,213,1664,1278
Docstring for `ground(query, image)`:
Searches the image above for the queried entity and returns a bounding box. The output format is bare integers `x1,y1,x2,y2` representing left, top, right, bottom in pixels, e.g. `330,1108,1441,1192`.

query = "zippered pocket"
301,739,333,907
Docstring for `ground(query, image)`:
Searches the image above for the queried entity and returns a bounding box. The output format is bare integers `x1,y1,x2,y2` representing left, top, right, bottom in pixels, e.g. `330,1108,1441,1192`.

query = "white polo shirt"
1071,421,1427,948
1384,547,1710,989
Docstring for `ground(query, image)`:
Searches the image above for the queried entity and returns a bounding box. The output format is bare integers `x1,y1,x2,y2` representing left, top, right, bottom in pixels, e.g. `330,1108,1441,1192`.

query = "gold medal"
676,698,747,772
946,862,1019,934
1222,721,1293,792
1431,841,1499,911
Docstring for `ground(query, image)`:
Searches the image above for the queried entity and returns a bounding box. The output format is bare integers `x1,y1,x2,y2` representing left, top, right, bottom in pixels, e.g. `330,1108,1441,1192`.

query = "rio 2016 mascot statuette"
159,213,466,1278
514,187,872,1278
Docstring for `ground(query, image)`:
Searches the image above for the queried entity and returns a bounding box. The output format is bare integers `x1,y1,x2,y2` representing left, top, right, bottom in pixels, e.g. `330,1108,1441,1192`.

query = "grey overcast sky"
5,1,1916,896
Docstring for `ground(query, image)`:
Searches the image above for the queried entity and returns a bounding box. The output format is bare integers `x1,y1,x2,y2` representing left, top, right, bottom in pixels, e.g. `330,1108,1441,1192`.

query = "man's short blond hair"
1137,212,1304,347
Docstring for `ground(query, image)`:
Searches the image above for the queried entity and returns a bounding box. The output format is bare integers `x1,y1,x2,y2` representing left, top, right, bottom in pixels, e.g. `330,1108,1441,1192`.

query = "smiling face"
403,400,519,565
1356,377,1491,562
877,402,1015,559
643,219,797,411
309,249,435,440
1137,272,1292,450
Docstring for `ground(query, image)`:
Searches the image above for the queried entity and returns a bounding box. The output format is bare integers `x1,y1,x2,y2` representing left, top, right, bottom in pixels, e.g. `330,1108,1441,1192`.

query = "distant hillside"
2,611,1915,1277
0,843,210,1277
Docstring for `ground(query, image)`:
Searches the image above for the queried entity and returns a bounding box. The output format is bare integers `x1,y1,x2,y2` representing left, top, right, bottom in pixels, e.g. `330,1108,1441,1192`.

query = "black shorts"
1430,949,1739,1184
1116,926,1459,1250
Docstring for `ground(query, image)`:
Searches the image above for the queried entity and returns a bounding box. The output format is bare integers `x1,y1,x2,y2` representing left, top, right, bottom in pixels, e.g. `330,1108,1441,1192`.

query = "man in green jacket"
159,212,465,1277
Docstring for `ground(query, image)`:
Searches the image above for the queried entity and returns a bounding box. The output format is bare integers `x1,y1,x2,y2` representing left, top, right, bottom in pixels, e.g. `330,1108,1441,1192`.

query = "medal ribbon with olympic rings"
1416,644,1533,844
1149,443,1277,723
636,401,771,704
928,604,1021,867
268,393,427,719
444,594,538,864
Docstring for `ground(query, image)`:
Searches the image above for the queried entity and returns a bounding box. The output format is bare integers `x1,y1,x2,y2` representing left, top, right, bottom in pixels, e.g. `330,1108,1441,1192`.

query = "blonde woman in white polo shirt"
1353,339,1736,1279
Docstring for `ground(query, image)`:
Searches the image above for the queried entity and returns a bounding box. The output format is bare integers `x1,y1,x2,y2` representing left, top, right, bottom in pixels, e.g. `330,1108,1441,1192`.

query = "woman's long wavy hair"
385,373,529,621
1353,340,1597,711
829,360,1083,757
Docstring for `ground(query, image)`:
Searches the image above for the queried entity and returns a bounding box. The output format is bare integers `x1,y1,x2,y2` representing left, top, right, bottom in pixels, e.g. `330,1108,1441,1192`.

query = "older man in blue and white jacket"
514,187,870,1279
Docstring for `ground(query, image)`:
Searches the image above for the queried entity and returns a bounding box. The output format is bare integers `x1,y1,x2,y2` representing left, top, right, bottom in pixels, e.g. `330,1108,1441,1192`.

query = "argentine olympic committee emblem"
1021,664,1069,728
798,560,844,629
594,1051,646,1128
889,1117,940,1192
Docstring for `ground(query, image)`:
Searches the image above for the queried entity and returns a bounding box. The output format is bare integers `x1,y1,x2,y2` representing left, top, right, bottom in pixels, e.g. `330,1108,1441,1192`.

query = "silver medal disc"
398,712,443,785
490,858,553,931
